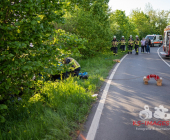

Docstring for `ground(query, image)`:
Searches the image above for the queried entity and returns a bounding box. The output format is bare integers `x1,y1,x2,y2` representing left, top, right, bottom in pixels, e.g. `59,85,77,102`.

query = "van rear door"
163,31,170,54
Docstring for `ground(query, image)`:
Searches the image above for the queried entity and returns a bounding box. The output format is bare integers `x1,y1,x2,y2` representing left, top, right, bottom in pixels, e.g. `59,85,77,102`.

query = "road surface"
78,46,170,140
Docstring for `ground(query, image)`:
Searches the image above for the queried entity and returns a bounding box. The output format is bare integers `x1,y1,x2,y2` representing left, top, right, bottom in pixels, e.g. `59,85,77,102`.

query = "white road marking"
86,54,128,140
157,47,170,67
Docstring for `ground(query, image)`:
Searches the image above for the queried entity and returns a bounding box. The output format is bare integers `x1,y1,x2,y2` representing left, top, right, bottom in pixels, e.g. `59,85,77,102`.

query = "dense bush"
0,0,87,122
56,0,112,57
0,77,94,139
0,0,63,99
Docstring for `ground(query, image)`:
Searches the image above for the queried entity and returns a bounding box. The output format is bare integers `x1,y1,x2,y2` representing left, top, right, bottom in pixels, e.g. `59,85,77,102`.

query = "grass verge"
0,51,126,140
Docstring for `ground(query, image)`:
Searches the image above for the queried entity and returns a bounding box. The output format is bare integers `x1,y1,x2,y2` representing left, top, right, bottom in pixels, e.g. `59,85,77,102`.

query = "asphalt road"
78,46,170,140
158,47,170,66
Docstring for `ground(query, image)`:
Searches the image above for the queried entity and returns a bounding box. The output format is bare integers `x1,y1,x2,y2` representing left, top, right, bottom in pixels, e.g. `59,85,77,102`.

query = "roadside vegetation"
0,51,125,140
0,0,170,140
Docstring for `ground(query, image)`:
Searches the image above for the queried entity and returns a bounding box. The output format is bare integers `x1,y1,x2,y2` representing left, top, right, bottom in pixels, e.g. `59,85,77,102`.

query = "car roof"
146,35,162,36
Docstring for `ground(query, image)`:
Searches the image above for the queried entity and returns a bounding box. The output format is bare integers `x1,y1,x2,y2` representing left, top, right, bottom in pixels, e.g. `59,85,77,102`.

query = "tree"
156,10,170,35
57,0,112,56
0,0,64,122
109,10,139,40
130,9,151,38
144,3,170,35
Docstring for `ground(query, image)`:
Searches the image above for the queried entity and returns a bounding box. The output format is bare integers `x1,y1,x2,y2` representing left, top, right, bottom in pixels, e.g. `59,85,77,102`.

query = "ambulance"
145,34,163,47
160,25,170,56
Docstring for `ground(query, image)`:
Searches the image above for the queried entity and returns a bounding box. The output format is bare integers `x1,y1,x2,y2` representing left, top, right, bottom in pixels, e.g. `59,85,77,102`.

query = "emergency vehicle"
145,35,163,47
160,25,170,56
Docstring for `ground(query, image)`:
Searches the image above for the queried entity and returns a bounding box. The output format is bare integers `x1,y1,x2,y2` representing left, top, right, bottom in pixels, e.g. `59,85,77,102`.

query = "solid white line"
157,47,170,67
86,54,128,140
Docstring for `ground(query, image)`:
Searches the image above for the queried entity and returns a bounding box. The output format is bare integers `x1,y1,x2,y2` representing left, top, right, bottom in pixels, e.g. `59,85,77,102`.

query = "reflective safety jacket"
135,39,140,45
120,39,126,45
64,57,80,71
128,39,134,46
112,39,119,47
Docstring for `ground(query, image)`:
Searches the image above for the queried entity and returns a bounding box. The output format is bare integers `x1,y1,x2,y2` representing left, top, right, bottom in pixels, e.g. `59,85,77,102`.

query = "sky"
108,0,170,16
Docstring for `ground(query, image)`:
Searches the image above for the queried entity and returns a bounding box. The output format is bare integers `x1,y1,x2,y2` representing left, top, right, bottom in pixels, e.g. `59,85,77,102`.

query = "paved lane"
158,46,170,66
78,47,170,140
95,47,170,140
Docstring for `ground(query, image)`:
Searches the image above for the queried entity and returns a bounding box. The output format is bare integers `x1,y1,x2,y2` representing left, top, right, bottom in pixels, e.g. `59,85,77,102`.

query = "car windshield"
145,36,154,40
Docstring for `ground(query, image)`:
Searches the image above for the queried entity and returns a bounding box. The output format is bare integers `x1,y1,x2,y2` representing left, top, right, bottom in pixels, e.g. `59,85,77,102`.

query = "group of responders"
111,35,141,55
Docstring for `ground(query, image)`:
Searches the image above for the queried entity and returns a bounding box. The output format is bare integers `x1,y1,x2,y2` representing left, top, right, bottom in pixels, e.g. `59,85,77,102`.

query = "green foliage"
110,5,170,41
65,0,110,12
130,9,151,39
0,104,8,123
0,0,87,123
40,29,87,77
53,29,87,58
0,0,64,101
57,0,112,57
129,4,170,38
110,10,139,41
0,76,94,139
130,7,170,38
0,0,87,116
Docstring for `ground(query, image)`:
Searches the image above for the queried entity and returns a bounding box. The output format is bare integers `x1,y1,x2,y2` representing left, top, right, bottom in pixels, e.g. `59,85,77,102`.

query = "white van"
145,35,163,47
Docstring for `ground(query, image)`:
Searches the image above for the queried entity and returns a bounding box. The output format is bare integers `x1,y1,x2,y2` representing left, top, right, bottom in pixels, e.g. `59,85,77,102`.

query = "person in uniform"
120,36,126,52
51,57,80,80
63,57,81,77
134,35,140,55
128,35,134,54
111,36,119,56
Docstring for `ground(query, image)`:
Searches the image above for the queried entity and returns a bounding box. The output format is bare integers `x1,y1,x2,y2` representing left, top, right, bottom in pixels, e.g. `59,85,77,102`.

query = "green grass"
0,51,126,140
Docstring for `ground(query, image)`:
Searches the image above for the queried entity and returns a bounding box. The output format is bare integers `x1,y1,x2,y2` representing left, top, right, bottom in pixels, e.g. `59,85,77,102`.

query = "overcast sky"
108,0,170,16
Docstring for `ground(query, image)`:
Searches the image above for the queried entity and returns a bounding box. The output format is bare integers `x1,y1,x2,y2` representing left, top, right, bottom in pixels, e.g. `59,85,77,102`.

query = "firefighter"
111,36,119,56
63,57,81,77
51,57,80,80
134,35,140,55
128,35,134,54
120,36,126,52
